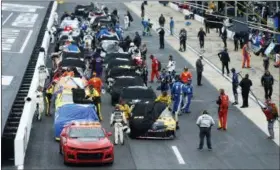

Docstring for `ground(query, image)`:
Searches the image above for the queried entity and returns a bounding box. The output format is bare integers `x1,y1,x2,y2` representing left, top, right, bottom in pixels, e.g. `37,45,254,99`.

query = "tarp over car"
54,104,99,140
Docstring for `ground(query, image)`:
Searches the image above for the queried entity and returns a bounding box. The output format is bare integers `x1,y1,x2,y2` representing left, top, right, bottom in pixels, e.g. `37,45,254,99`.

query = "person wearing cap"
218,48,230,76
239,74,252,108
231,68,239,105
262,99,278,139
150,55,160,83
216,89,229,130
180,67,192,84
196,110,215,151
88,72,103,95
181,79,193,114
141,18,149,36
85,85,103,121
195,55,204,86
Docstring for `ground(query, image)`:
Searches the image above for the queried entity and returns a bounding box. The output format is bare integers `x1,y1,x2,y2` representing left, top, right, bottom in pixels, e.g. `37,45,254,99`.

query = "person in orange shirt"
242,43,251,68
87,72,103,94
180,67,192,84
62,68,74,77
216,89,229,131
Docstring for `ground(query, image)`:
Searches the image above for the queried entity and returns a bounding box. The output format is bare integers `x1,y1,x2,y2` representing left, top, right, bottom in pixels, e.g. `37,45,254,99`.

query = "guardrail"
168,2,235,40
14,1,58,169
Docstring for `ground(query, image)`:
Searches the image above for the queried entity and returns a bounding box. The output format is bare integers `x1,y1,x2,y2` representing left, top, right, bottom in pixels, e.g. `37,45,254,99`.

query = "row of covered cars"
48,3,176,166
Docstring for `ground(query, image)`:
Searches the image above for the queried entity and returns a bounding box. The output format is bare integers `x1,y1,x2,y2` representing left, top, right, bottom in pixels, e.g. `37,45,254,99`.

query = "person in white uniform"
110,106,128,145
166,55,176,73
196,110,215,151
124,14,130,30
38,65,49,88
35,86,45,120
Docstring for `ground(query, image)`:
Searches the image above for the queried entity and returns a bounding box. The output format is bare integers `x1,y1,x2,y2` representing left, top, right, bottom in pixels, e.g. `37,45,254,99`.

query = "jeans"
199,127,212,149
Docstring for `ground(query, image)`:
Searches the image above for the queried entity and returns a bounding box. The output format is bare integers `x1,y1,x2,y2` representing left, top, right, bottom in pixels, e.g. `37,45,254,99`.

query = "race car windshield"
122,88,155,99
69,127,105,138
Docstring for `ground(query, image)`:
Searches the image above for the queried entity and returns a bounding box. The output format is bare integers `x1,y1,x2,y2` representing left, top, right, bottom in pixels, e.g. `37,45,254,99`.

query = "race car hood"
66,137,111,149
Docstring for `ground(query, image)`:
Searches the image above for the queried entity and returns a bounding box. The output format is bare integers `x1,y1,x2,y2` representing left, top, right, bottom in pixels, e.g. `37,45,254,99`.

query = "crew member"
110,105,127,145
158,14,166,27
242,43,251,68
231,68,239,105
180,67,192,84
179,28,187,52
124,13,129,30
88,72,103,95
216,89,229,130
261,70,274,100
221,28,227,48
195,55,204,86
150,55,160,83
158,68,170,92
157,27,165,49
167,55,176,74
45,81,56,116
92,48,103,77
141,64,148,86
38,65,49,88
218,48,230,75
239,74,252,108
172,75,184,129
196,110,215,150
128,42,138,54
155,91,172,108
36,86,45,121
182,80,193,114
85,85,103,121
197,28,206,50
262,99,278,139
133,32,142,48
117,100,132,121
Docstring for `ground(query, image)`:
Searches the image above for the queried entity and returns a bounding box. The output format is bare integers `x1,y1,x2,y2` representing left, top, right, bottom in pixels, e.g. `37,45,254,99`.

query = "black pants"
264,86,273,99
263,60,269,71
199,39,204,48
199,127,212,149
180,40,186,51
241,91,249,107
45,93,52,115
141,10,144,18
234,40,238,51
222,38,227,48
197,72,202,85
222,62,230,74
159,36,164,48
232,84,238,95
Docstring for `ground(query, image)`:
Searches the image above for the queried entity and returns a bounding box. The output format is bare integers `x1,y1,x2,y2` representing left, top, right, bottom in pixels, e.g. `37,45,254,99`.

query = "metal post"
235,0,237,17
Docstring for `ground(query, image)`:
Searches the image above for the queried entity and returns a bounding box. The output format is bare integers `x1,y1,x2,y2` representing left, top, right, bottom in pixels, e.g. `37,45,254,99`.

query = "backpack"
158,61,162,71
271,103,279,118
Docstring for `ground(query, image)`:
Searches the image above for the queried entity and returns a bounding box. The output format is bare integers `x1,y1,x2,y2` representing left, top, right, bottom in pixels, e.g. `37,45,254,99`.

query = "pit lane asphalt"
24,2,280,169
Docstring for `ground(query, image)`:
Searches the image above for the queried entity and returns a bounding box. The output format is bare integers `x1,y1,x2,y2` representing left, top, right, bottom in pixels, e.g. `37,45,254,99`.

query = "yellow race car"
129,101,176,139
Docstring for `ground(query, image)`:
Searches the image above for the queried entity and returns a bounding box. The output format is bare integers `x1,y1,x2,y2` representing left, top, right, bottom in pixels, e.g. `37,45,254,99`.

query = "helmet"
130,42,135,47
123,125,131,134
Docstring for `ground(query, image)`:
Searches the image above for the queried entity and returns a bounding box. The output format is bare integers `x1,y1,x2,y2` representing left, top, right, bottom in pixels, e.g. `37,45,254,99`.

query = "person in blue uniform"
96,26,110,39
171,75,184,129
92,48,103,78
141,18,149,36
157,68,170,92
181,80,193,114
231,68,239,105
114,24,123,41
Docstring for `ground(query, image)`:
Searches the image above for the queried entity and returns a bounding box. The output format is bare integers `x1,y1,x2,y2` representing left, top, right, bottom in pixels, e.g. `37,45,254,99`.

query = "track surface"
24,2,279,169
1,2,49,132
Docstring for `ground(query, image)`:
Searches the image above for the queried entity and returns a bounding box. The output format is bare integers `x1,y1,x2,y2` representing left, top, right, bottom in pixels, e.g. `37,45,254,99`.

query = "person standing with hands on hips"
196,110,215,151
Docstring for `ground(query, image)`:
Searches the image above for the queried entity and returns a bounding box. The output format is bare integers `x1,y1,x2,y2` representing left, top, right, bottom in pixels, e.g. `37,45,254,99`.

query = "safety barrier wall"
14,1,58,168
168,2,235,40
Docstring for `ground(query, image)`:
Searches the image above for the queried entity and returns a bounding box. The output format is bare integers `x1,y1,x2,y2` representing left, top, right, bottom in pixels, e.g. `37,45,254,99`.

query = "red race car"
59,121,114,165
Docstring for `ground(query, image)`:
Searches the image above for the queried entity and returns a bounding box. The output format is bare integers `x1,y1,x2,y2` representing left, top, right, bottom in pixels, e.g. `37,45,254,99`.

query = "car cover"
129,102,167,138
54,104,99,139
61,59,85,70
62,51,82,60
106,67,139,80
104,53,131,64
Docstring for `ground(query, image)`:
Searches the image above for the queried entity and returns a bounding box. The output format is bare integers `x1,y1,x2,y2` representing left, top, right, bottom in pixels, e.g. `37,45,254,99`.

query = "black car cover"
104,53,131,64
107,58,133,70
111,76,145,93
62,51,82,60
99,35,119,41
129,102,167,138
106,67,139,80
60,59,85,70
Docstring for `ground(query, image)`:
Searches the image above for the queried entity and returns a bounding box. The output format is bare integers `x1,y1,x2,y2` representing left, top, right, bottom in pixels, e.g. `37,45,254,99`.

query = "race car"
119,86,156,106
108,76,145,105
60,19,80,30
105,58,133,71
103,52,131,66
59,121,114,165
74,3,96,17
105,65,140,83
129,101,176,139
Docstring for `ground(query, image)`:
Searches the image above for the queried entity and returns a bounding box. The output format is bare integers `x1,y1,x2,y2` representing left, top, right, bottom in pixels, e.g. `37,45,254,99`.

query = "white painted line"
2,76,14,86
2,12,13,25
19,30,33,53
171,146,186,165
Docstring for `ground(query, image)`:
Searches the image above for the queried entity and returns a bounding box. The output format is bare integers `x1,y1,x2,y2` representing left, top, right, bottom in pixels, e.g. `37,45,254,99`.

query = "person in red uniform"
87,72,103,94
242,43,251,68
150,55,160,83
216,89,229,131
262,99,278,139
180,67,192,84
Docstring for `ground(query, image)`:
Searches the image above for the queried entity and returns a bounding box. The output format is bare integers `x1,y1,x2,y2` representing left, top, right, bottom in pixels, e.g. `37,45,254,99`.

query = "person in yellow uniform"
117,100,132,121
85,85,103,121
155,91,172,109
45,81,56,116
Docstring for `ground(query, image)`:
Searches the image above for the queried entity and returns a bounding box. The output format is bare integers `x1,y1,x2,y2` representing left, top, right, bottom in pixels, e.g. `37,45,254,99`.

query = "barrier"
168,2,235,40
14,1,58,168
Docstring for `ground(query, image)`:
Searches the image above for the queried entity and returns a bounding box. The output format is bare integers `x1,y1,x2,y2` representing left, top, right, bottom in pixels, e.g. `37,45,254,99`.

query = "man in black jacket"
239,74,252,108
196,55,204,86
197,28,206,50
158,27,165,49
141,2,145,18
179,28,187,52
159,14,166,27
133,32,142,48
218,48,230,75
261,70,274,100
222,28,228,48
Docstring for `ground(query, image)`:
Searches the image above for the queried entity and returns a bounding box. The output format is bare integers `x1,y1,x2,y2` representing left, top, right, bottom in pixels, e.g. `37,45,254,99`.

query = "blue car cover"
54,104,99,139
